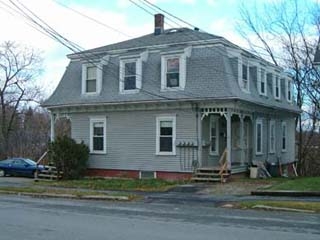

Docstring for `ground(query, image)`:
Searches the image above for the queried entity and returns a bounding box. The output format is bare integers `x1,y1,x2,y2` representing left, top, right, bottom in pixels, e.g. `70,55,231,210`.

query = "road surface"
0,195,319,240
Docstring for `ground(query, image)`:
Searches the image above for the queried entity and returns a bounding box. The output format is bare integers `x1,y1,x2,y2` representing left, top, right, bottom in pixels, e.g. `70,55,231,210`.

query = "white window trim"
269,120,275,154
89,117,107,154
209,116,219,155
285,78,293,102
156,115,176,155
258,67,267,96
161,52,187,91
119,58,142,94
273,73,281,100
81,63,102,95
281,121,287,152
238,57,250,93
255,119,263,155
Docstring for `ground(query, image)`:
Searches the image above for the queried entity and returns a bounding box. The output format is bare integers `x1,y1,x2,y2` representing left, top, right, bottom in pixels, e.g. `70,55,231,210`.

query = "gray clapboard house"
43,14,300,180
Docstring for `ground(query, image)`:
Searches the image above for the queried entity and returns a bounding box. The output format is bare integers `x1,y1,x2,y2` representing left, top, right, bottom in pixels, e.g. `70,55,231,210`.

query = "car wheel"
0,169,6,177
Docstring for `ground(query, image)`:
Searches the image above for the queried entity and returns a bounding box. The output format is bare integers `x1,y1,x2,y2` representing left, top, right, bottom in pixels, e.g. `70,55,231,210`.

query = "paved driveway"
0,176,33,187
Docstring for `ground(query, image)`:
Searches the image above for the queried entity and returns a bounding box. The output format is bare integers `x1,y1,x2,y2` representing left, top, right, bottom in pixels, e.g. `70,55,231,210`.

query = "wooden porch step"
35,166,63,181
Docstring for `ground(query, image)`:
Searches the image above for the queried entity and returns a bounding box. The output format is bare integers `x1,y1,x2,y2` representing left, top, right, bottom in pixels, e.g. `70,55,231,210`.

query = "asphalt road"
0,195,319,240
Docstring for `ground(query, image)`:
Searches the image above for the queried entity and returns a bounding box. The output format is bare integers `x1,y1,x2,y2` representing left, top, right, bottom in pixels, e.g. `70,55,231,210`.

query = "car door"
12,159,29,176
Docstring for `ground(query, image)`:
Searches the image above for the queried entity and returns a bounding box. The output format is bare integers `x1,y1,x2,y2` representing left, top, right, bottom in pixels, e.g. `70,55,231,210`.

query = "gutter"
43,96,301,114
42,97,239,109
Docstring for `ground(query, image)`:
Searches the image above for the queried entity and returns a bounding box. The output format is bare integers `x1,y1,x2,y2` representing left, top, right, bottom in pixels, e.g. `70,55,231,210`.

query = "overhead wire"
4,0,176,101
3,0,295,105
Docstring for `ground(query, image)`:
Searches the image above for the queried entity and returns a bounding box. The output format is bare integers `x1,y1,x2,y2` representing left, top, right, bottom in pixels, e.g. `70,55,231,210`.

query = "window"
240,58,250,92
156,115,176,155
161,54,186,90
269,120,275,153
82,64,102,95
210,116,219,155
258,68,267,95
281,121,287,151
90,117,106,154
86,66,96,93
273,74,281,100
119,59,142,93
256,119,263,155
286,78,293,102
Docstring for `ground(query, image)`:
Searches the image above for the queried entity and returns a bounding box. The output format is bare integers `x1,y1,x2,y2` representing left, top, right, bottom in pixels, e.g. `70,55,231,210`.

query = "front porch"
194,106,254,180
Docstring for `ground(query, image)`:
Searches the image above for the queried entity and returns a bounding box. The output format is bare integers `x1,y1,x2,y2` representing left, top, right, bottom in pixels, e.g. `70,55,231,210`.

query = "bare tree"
0,41,42,158
237,0,320,175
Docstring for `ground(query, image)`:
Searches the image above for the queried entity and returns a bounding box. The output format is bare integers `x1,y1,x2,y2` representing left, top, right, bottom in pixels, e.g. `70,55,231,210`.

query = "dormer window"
161,51,189,91
86,66,96,93
258,68,267,96
119,58,142,94
273,74,281,100
238,57,250,92
166,58,180,87
286,78,293,102
82,63,102,95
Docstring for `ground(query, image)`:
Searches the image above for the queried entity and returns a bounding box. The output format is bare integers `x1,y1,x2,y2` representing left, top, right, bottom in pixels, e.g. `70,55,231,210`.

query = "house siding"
251,115,295,165
70,108,197,173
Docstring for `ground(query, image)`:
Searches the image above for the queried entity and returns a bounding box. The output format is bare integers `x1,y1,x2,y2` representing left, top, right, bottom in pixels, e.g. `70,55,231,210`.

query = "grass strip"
266,177,320,191
0,186,135,200
238,200,320,213
35,178,180,192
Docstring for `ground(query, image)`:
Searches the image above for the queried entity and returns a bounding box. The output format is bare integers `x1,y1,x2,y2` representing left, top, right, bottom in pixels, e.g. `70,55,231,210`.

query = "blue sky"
0,0,318,98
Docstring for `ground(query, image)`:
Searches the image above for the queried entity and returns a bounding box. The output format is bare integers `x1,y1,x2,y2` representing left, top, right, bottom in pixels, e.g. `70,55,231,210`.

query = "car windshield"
23,159,36,165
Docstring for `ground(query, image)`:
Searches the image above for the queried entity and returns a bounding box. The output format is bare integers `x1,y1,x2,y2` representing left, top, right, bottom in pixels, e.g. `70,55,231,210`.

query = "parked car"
0,158,45,177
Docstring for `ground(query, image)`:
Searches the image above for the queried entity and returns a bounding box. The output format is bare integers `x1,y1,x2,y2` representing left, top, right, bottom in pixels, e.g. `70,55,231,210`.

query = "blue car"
0,158,45,177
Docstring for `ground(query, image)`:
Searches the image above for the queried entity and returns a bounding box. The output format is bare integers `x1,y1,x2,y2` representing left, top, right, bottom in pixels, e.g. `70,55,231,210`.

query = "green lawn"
35,178,180,192
238,200,320,212
266,177,320,191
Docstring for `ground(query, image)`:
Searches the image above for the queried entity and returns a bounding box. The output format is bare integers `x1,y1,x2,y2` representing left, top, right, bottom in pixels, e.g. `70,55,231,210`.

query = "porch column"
197,111,202,167
226,112,232,169
239,115,245,166
50,112,55,142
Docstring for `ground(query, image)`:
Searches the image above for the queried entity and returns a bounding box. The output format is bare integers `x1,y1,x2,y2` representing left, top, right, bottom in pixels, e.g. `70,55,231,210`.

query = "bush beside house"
49,136,89,179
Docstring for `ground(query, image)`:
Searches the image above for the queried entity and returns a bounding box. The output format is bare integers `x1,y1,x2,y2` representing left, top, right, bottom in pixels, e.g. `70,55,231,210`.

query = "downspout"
195,103,202,168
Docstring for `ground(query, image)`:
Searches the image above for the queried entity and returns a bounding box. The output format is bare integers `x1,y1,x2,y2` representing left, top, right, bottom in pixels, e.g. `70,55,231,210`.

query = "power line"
4,0,175,101
141,0,197,30
4,0,295,105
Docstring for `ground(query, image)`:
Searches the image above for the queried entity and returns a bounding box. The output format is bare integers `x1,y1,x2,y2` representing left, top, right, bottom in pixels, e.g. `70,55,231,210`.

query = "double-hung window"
90,117,106,154
119,58,142,94
124,61,136,90
258,68,267,96
269,120,275,153
240,58,250,92
273,74,281,100
166,58,180,87
256,119,263,155
161,54,187,90
86,66,97,93
82,64,102,95
210,116,219,155
281,121,287,152
156,115,176,155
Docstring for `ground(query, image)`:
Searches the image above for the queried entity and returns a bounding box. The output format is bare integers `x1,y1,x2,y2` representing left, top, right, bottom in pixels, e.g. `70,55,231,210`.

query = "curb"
0,190,130,201
251,190,320,197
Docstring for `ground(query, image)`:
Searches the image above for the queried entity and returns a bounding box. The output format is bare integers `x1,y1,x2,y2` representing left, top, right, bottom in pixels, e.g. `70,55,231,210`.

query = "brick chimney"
154,14,164,35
